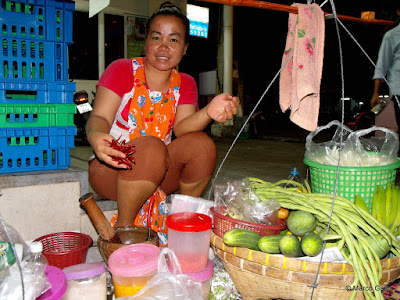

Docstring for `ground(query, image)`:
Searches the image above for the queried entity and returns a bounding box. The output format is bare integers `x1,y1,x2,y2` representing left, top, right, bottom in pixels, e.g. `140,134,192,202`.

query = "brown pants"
89,131,217,200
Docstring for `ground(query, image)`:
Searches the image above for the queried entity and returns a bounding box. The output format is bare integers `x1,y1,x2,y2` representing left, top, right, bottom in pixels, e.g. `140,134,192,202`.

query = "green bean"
277,195,382,299
359,237,382,283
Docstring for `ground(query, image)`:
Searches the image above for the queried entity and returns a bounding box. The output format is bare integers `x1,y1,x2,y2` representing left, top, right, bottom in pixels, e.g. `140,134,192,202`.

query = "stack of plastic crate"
0,0,76,173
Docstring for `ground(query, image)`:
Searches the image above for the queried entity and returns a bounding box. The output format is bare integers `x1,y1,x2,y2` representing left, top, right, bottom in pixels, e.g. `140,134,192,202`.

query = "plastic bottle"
27,241,48,275
371,96,388,115
284,167,302,188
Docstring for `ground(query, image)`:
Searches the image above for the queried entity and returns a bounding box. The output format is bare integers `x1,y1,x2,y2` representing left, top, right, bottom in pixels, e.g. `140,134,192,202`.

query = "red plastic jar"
167,212,212,273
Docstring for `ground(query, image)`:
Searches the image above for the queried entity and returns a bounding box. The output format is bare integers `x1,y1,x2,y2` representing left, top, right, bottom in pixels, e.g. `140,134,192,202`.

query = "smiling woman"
86,2,240,245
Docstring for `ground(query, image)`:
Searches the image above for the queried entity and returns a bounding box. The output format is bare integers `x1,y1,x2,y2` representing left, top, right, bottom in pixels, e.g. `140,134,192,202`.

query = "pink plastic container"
108,244,160,298
169,259,214,300
36,265,67,300
167,212,212,273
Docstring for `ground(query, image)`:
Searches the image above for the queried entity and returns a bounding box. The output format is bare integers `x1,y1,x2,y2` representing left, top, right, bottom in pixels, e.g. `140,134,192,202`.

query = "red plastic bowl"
210,207,286,237
34,232,93,269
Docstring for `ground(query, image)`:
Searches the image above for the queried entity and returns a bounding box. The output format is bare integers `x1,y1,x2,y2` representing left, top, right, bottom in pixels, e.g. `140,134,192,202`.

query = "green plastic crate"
304,157,400,211
0,104,75,128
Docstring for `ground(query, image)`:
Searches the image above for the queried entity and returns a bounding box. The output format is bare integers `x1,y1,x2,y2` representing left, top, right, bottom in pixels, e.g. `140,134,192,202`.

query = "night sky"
181,0,399,128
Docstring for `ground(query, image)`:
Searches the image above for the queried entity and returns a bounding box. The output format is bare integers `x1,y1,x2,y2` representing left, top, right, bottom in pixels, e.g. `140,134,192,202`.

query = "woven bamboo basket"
211,231,400,300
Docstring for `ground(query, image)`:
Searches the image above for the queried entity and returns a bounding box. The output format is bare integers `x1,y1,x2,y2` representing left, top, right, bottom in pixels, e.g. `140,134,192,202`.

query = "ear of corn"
371,187,379,220
390,186,400,233
355,194,369,213
375,185,386,225
387,183,398,229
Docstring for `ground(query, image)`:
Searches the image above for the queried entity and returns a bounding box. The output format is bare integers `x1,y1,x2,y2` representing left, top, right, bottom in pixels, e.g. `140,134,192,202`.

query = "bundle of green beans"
248,177,400,300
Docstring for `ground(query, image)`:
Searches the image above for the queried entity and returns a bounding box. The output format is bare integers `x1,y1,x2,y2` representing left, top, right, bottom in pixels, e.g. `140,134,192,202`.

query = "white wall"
74,0,149,16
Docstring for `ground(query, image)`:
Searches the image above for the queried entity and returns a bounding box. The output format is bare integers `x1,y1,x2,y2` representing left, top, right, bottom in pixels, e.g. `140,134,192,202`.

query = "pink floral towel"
279,3,325,131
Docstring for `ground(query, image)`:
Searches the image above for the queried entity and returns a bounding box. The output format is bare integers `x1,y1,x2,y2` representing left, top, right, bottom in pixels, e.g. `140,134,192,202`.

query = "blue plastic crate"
1,39,70,82
0,0,75,44
0,126,76,173
0,81,75,104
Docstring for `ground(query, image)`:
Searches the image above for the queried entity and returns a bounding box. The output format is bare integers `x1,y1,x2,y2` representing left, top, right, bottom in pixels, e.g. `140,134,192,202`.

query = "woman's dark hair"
145,2,190,42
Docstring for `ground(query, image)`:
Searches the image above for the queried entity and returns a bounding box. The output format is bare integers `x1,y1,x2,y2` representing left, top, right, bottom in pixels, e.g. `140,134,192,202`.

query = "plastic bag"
0,205,51,300
209,256,242,300
213,178,280,226
341,127,399,166
170,194,214,218
305,120,399,166
118,248,203,300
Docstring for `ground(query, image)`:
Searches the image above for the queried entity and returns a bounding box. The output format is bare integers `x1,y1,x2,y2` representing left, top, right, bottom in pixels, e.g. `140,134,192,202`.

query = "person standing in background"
370,4,400,128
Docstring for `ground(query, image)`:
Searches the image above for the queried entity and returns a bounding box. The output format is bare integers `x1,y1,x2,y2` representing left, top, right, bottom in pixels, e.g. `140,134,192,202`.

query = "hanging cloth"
279,3,325,131
111,57,182,246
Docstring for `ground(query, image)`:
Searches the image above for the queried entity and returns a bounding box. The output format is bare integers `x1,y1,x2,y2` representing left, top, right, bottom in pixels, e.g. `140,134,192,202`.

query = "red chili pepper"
104,137,136,169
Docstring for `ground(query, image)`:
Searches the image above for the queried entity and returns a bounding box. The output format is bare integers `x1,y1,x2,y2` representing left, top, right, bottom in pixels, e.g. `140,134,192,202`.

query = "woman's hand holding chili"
89,132,130,169
206,93,240,123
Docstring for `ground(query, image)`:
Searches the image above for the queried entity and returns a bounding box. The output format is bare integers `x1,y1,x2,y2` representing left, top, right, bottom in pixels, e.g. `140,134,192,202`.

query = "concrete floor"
70,135,309,200
70,134,310,291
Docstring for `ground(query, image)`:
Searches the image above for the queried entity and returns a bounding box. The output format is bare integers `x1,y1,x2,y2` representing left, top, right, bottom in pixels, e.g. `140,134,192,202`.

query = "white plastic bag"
170,194,214,218
118,248,203,300
305,120,399,166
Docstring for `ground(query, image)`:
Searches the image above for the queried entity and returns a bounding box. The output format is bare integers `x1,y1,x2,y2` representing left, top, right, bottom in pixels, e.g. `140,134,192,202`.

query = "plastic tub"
36,265,67,300
167,212,212,273
62,262,107,300
108,244,160,298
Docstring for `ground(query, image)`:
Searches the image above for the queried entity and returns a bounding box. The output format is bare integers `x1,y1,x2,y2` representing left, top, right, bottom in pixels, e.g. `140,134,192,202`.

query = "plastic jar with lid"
167,212,212,273
108,243,161,298
62,262,107,300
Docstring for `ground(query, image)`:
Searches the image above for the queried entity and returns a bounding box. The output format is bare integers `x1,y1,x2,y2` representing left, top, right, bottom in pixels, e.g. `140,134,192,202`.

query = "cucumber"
279,235,303,257
301,232,323,257
223,228,262,250
258,235,283,254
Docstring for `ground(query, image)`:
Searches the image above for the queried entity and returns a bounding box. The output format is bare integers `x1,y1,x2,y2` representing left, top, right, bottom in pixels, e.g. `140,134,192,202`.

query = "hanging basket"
211,231,400,300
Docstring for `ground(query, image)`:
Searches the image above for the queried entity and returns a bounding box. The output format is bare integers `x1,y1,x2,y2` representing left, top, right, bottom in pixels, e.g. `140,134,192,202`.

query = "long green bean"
258,184,388,300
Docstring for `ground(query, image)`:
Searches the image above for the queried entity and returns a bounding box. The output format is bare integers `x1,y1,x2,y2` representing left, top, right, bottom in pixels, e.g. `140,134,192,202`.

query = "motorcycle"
74,90,92,144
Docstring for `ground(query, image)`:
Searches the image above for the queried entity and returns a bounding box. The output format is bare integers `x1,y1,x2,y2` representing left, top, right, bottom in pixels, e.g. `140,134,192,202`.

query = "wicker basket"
211,231,400,300
210,207,286,237
34,232,93,269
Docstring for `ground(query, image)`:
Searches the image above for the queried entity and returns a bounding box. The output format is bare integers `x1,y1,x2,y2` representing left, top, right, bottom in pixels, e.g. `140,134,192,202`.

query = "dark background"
180,0,399,134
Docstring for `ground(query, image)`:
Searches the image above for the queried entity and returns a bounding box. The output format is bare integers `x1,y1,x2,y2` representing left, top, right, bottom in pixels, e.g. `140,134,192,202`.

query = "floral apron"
110,58,181,246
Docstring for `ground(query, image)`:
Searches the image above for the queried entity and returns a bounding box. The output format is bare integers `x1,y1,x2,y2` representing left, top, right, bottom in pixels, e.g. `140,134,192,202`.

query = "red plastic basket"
210,207,286,237
34,232,93,269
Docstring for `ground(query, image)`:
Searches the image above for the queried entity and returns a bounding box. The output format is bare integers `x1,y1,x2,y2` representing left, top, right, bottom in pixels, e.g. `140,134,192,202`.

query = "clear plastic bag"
305,120,399,166
341,127,399,166
209,256,242,300
213,178,280,226
0,201,51,300
170,194,214,218
118,248,203,300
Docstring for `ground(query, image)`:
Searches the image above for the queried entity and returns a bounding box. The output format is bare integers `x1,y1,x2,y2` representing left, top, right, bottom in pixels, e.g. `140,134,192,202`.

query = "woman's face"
145,15,188,72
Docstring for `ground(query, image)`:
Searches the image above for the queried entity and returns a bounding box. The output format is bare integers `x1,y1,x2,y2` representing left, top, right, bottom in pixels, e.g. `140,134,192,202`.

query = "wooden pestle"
79,193,121,243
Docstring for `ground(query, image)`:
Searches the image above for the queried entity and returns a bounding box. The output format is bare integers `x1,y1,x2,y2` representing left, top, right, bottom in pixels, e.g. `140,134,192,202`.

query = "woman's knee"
175,131,217,181
186,131,217,160
120,136,169,185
